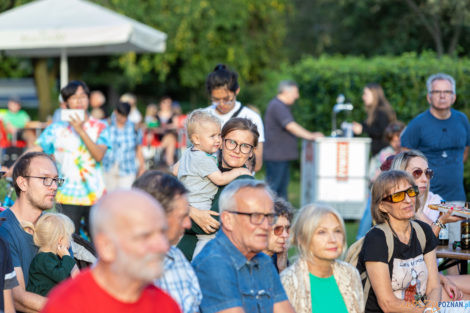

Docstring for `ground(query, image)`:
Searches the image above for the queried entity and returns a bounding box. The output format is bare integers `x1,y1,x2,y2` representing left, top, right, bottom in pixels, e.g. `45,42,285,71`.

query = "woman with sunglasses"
391,150,469,301
205,64,265,172
281,204,363,313
177,117,259,260
357,170,441,313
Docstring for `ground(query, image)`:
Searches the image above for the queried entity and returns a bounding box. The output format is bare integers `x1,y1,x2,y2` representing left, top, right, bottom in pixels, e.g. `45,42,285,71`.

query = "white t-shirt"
423,191,443,222
206,101,265,142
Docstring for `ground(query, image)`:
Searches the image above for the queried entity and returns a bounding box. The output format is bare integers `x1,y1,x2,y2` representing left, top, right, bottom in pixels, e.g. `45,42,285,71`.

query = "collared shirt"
102,117,142,176
37,118,111,206
155,246,202,313
192,231,287,313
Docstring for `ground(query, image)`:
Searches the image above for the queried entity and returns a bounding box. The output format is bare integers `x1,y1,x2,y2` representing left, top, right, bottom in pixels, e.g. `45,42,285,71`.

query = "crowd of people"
0,67,467,313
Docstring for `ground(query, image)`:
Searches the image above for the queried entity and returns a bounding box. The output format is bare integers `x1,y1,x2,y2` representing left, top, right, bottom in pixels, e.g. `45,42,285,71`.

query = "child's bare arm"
171,161,180,176
207,167,252,186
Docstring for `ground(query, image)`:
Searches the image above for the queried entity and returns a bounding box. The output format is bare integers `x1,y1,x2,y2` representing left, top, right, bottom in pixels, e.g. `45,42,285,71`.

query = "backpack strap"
411,220,427,252
230,105,244,119
375,223,395,263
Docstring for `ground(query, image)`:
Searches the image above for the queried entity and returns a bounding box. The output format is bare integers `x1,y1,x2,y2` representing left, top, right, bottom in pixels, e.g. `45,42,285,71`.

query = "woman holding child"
177,117,259,260
281,204,363,313
357,170,441,313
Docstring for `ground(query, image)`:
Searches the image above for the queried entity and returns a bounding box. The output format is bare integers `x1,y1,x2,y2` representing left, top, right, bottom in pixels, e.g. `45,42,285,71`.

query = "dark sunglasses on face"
273,225,290,236
382,186,419,203
412,168,434,180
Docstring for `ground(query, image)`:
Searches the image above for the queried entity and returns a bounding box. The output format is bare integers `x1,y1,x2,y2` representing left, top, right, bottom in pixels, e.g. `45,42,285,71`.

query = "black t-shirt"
361,109,392,156
357,220,438,313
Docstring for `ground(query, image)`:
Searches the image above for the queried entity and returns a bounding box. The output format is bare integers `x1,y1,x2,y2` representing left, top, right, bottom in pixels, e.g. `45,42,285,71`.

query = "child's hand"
57,244,70,258
237,167,252,176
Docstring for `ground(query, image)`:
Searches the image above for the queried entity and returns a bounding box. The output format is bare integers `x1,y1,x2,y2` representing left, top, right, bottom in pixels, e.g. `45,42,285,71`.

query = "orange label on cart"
336,142,349,181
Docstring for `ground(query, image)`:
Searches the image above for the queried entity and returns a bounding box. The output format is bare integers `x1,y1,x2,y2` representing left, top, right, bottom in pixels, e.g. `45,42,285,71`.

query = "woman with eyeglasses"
205,64,265,172
357,170,441,313
177,117,259,260
391,150,469,301
281,204,363,313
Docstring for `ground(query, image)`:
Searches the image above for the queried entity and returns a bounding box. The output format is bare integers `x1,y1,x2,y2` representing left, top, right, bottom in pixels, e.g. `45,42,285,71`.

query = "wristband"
433,219,446,229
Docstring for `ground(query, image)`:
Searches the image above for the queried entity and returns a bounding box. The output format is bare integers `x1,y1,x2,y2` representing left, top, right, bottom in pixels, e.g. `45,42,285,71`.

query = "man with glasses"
264,80,323,200
192,179,295,313
36,80,110,236
0,152,63,312
263,197,294,273
401,73,470,202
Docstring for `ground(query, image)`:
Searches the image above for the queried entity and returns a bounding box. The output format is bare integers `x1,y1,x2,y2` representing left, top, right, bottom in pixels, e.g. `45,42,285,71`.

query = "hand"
308,132,324,141
439,208,465,224
352,121,363,135
57,244,70,258
190,207,220,234
237,167,252,176
69,113,85,134
442,276,463,300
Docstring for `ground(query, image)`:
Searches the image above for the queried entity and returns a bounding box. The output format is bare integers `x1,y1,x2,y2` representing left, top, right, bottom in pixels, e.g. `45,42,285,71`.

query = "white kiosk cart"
300,137,371,219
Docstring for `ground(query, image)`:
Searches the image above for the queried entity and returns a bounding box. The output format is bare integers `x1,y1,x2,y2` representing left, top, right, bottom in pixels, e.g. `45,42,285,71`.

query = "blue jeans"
356,195,372,240
265,160,290,200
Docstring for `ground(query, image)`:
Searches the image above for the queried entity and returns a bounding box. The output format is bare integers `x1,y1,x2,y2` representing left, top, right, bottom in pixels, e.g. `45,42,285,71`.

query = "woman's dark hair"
12,152,56,196
221,117,259,147
384,121,405,142
116,101,131,117
60,80,90,102
205,64,239,94
132,170,187,213
364,83,396,126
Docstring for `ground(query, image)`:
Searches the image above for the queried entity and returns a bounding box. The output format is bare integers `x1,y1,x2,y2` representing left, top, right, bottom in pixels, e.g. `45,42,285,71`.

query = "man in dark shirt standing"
264,81,323,200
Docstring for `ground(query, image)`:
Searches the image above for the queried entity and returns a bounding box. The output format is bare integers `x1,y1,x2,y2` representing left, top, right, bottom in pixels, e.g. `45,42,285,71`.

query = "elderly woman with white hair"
281,204,364,313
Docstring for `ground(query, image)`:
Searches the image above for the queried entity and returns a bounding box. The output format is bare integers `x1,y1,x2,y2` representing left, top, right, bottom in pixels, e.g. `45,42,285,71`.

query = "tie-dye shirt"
37,118,111,206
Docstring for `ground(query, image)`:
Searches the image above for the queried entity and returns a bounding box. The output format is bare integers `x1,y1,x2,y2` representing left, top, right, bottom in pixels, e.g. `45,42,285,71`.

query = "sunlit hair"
218,179,272,214
371,170,419,224
291,204,346,261
364,83,396,126
186,109,221,142
391,150,429,212
426,73,456,95
277,80,298,94
33,213,75,252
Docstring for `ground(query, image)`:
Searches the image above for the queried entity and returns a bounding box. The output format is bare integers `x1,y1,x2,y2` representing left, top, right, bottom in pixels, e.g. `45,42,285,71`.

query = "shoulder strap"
231,105,244,119
375,223,395,263
411,220,427,252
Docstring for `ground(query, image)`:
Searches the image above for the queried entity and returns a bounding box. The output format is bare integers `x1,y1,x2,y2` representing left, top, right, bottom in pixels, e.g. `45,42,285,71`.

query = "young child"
26,213,79,296
177,109,251,256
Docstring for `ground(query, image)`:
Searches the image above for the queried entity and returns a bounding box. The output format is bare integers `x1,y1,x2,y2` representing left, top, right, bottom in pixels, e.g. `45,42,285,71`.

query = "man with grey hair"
401,73,470,202
42,190,181,313
263,80,323,199
192,179,295,313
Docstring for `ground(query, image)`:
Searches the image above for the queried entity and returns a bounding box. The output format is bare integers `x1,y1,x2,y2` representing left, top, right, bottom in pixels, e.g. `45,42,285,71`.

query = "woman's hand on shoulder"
236,167,252,176
190,206,220,234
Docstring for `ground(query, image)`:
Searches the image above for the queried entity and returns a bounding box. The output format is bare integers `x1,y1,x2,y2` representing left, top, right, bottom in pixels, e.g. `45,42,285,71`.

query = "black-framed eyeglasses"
412,168,434,180
224,139,254,154
226,210,276,225
430,90,453,96
210,94,236,105
24,176,64,187
382,186,419,203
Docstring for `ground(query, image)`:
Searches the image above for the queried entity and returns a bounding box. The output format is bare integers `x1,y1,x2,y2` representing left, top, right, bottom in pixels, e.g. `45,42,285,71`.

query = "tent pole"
60,48,68,88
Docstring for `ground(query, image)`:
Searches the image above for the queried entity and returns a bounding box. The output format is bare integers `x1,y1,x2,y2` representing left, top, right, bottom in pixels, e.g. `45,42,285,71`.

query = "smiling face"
221,129,255,169
308,213,344,263
379,180,416,223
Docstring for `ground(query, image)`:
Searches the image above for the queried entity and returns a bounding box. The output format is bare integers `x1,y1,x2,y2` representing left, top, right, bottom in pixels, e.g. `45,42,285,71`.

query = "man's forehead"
29,157,57,175
235,187,273,211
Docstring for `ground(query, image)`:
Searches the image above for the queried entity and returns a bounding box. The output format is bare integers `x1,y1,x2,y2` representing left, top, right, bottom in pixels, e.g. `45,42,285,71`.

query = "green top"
26,252,75,296
309,273,348,313
177,172,253,261
3,110,30,129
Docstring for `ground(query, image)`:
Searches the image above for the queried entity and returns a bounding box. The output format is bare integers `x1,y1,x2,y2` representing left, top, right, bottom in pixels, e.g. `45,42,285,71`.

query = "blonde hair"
371,170,419,224
291,203,346,261
186,109,221,142
391,150,429,212
33,213,75,251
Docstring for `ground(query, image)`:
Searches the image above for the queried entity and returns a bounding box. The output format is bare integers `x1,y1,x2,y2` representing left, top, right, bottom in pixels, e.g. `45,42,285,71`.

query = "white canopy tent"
0,0,167,87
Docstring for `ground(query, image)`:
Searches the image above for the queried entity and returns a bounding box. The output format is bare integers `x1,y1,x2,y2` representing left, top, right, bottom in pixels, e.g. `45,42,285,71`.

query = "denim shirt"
192,230,287,313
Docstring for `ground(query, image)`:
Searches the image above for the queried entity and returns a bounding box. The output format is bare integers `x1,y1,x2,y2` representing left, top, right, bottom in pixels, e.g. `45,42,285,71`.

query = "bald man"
42,190,181,313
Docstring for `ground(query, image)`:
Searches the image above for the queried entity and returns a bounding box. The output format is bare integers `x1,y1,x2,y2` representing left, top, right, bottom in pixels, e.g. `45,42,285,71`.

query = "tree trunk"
33,58,52,121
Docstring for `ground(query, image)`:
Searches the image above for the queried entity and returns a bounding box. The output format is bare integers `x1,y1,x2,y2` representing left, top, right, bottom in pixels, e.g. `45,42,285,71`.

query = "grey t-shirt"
0,209,38,285
178,148,219,210
263,97,297,161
